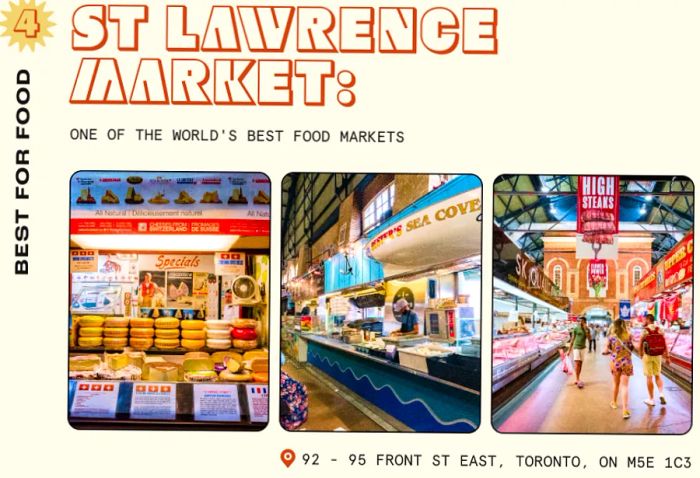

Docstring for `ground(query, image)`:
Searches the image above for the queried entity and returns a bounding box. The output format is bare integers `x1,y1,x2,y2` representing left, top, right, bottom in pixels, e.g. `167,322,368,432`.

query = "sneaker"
577,381,584,389
660,395,667,405
623,409,631,419
610,401,618,409
643,399,655,406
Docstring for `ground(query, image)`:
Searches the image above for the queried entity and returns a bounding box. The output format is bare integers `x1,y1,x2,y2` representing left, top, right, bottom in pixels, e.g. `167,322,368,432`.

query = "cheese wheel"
155,338,180,349
243,358,269,373
206,328,231,339
78,316,104,327
184,351,209,360
181,338,205,350
78,336,103,347
185,370,218,382
104,317,129,328
181,329,205,340
207,338,232,350
129,337,153,350
252,372,268,383
79,327,104,337
233,339,258,350
103,337,128,349
155,328,180,339
218,370,253,382
130,327,155,338
183,357,214,372
205,320,231,330
155,318,180,329
130,318,154,328
211,351,243,364
232,327,258,340
181,320,206,330
243,349,268,361
231,318,258,329
104,327,129,338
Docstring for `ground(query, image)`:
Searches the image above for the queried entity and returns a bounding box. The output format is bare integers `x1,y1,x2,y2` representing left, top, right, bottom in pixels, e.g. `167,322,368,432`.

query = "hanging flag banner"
587,259,608,298
619,300,631,320
577,176,620,245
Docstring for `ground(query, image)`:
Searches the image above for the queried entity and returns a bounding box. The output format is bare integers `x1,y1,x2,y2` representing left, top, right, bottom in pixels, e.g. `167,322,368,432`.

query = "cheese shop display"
69,171,270,430
281,174,482,432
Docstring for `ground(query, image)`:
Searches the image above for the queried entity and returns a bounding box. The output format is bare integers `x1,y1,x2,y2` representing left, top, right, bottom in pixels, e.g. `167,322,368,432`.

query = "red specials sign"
577,176,620,243
663,232,693,290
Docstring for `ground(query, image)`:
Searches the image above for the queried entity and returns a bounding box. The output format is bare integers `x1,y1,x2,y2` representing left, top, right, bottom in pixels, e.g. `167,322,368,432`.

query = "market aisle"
282,363,384,431
495,347,691,434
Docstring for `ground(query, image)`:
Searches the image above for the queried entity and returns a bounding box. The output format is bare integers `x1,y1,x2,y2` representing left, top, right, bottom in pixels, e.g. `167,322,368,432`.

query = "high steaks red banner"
577,176,620,244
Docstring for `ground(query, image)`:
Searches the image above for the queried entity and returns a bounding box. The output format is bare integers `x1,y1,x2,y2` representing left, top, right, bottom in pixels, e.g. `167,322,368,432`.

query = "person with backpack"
640,313,669,406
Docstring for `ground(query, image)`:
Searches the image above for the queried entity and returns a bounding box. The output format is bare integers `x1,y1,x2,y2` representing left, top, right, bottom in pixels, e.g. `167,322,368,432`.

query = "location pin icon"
281,449,296,468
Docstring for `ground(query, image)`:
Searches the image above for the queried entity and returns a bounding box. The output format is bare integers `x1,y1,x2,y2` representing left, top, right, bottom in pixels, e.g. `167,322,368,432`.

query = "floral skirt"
610,357,634,376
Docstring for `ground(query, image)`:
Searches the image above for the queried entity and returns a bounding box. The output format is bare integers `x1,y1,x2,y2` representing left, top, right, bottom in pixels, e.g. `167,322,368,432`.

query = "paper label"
130,383,177,420
246,384,269,423
193,384,242,422
70,381,119,418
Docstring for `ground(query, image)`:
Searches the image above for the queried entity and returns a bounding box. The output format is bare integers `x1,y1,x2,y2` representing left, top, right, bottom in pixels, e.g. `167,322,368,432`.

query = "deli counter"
293,331,480,432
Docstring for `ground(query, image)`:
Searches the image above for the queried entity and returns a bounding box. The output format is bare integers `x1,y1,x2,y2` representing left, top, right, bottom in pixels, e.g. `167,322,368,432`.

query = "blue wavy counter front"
303,335,480,432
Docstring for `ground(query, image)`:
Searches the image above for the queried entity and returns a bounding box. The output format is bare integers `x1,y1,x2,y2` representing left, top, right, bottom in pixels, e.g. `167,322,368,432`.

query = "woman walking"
606,319,634,419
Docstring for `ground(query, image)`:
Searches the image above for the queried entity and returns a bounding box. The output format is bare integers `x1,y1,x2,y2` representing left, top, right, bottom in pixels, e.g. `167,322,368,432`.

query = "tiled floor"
495,347,692,434
282,363,384,431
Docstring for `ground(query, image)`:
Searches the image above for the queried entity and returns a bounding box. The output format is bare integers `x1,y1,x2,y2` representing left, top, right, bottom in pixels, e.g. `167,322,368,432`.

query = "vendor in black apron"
391,298,419,336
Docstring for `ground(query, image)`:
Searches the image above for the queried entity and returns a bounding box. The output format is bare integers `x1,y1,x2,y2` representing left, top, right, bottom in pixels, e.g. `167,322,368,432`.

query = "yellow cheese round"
79,327,104,337
181,329,205,340
155,338,180,349
206,328,231,339
181,320,206,330
155,317,179,329
233,339,258,350
205,320,230,330
183,357,214,372
104,317,129,328
211,351,243,364
130,317,154,328
129,337,153,350
78,336,103,347
104,327,129,338
184,351,210,360
181,338,206,350
130,327,155,338
78,316,105,327
218,370,252,382
207,338,231,350
231,318,258,329
155,328,180,339
243,349,269,361
103,337,128,349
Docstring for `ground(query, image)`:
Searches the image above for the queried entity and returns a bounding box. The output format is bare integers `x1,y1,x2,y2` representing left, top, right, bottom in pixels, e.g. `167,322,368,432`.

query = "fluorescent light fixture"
644,195,653,201
71,234,240,252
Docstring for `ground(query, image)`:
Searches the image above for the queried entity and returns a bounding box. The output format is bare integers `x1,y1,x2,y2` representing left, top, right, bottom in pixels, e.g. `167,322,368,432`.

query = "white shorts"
573,348,585,362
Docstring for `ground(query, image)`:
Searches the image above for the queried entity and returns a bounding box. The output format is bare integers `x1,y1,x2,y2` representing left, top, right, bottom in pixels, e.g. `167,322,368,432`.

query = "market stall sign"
587,259,608,298
663,232,693,290
70,381,120,418
367,188,481,276
139,253,215,272
512,252,570,310
577,176,620,245
632,264,658,302
70,172,270,236
215,252,246,276
70,249,98,273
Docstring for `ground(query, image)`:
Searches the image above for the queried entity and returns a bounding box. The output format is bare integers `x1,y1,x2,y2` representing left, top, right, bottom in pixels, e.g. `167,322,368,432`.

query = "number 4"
14,9,40,38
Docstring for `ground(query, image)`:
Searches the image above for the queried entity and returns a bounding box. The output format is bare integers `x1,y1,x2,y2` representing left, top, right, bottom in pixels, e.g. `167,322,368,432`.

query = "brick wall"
393,174,430,215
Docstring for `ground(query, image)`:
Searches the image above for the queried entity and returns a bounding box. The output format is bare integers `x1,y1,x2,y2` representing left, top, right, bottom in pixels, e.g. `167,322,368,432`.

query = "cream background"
1,0,698,477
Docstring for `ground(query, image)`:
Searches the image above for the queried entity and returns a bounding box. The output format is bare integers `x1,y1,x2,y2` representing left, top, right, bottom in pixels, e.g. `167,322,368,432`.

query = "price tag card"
130,383,177,420
193,384,241,422
245,384,269,423
70,381,120,418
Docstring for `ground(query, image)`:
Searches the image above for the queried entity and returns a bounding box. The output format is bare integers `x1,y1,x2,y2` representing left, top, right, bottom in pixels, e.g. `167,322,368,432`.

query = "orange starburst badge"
1,0,54,51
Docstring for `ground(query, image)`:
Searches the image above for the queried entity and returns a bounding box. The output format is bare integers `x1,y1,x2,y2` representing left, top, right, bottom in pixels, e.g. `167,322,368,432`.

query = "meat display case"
631,327,692,383
492,330,570,392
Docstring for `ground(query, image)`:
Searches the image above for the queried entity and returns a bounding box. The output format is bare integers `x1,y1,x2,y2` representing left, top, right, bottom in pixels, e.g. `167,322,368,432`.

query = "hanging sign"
577,176,620,244
587,259,608,298
663,232,693,290
215,252,246,276
619,300,631,320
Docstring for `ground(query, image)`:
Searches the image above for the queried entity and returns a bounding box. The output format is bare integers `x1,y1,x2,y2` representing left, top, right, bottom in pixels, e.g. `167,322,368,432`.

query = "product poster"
2,0,698,477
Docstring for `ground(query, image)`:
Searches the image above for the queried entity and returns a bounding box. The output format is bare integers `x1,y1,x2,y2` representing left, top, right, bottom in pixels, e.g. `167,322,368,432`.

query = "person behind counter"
391,298,419,336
